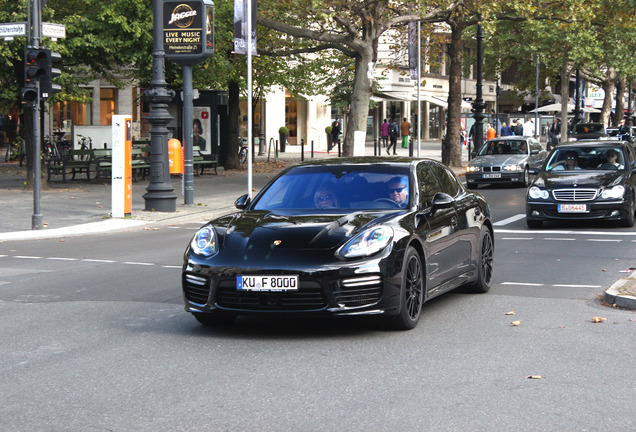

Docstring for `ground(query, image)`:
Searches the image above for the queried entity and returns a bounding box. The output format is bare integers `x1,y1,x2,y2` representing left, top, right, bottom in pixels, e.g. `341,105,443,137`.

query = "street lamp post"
471,21,487,159
572,69,582,128
142,0,177,212
627,81,633,128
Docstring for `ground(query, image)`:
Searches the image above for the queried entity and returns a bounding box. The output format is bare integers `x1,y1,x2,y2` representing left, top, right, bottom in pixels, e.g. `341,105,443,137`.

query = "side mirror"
531,149,540,155
431,192,454,211
235,194,251,210
529,168,540,175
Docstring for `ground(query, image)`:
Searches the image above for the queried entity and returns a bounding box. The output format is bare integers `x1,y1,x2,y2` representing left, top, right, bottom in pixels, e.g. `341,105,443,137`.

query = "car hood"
533,170,626,189
470,154,527,166
212,210,399,251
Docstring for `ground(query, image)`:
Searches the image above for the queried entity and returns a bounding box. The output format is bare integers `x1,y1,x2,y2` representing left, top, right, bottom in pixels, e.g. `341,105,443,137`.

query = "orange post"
168,138,183,174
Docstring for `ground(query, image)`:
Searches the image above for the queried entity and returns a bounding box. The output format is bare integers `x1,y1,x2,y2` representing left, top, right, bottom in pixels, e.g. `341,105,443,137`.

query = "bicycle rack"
267,137,278,163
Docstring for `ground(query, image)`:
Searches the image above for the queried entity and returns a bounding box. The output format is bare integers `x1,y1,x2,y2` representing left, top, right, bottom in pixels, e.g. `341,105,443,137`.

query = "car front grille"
334,276,382,307
552,188,598,201
483,166,501,172
183,273,211,305
216,280,327,311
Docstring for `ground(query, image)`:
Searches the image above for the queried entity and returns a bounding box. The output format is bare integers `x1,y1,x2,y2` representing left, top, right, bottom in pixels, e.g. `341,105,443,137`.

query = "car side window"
530,139,541,152
417,162,442,207
431,164,459,198
628,146,636,168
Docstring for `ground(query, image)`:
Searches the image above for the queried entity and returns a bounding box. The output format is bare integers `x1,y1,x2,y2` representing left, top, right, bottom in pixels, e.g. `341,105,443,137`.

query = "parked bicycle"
238,137,248,164
75,134,92,160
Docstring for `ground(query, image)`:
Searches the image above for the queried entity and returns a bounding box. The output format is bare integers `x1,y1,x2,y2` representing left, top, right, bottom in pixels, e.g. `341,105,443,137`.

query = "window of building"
51,101,90,130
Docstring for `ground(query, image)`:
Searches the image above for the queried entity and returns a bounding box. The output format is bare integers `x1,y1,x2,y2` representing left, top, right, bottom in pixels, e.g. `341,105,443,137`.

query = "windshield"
252,165,411,211
545,147,625,171
478,140,528,156
573,124,604,134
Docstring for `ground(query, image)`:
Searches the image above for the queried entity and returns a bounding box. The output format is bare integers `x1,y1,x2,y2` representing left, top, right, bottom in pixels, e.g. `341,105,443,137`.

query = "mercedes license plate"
237,275,299,291
558,204,588,213
483,173,501,179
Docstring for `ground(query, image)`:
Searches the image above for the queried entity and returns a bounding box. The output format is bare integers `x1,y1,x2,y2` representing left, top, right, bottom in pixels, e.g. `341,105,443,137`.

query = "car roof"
555,141,628,149
287,156,434,168
487,137,528,142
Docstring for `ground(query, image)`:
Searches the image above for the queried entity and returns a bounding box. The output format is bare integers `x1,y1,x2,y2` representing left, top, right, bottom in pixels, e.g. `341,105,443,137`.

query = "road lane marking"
13,256,42,259
553,284,602,288
46,257,78,261
586,239,622,242
493,214,527,226
497,228,636,236
501,237,534,240
162,265,181,269
123,262,155,266
82,259,116,263
544,238,576,241
501,282,543,286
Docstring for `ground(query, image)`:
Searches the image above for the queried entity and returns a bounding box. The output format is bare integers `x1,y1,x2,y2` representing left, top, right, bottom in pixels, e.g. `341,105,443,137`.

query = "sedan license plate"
483,173,501,179
237,275,298,291
558,204,588,213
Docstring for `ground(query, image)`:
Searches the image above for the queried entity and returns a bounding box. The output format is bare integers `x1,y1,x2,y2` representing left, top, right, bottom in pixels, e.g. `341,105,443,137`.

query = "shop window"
52,101,89,130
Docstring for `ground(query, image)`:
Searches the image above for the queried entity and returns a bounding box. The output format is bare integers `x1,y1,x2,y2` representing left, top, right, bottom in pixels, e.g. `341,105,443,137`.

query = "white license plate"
483,173,501,179
237,275,299,291
558,204,588,213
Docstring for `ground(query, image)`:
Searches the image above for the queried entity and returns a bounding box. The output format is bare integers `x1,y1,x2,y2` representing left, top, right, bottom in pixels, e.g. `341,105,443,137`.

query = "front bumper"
466,171,525,184
526,199,630,221
182,250,404,317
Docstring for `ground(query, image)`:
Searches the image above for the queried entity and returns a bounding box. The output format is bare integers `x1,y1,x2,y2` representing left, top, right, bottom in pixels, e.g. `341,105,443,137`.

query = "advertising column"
112,115,132,218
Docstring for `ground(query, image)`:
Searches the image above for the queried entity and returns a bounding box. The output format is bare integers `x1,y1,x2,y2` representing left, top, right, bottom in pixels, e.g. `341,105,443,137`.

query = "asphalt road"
1,180,635,431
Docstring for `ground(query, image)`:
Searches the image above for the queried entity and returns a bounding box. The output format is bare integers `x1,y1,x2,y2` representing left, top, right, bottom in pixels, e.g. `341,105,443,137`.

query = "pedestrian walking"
380,119,389,148
500,121,513,136
387,119,398,155
400,117,411,149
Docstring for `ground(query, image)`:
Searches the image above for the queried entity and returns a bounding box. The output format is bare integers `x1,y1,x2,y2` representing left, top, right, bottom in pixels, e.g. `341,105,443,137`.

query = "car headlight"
338,226,393,259
529,186,549,199
503,164,522,171
190,226,218,257
466,166,481,172
601,185,625,199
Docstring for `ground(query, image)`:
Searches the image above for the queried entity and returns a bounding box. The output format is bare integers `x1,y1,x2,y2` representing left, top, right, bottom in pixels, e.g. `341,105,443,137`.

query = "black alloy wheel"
621,195,635,228
392,247,424,330
468,227,494,293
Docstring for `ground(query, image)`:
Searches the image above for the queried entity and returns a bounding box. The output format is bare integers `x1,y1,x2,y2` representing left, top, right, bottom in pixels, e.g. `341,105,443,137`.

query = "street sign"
163,0,214,66
0,22,26,39
42,22,66,40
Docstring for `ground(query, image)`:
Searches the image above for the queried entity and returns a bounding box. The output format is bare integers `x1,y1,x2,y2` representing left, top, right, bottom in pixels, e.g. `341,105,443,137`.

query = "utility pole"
472,21,486,157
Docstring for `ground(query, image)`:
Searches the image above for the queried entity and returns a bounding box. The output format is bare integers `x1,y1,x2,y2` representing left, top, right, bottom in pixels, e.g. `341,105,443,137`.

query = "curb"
605,271,636,310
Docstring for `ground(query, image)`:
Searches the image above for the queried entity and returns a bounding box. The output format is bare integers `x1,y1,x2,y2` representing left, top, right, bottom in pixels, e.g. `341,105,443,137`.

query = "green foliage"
278,126,289,135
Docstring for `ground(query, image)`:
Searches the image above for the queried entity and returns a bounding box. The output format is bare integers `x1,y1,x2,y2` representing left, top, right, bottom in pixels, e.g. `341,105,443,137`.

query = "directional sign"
42,22,66,39
0,22,26,39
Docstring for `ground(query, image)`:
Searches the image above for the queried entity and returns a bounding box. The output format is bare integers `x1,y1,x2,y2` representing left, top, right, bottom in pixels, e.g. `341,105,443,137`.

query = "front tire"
620,196,635,228
391,247,424,330
521,167,530,187
467,227,494,293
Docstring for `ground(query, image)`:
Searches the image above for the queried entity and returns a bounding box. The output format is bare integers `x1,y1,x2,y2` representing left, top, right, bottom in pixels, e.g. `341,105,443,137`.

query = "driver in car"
600,149,624,169
386,176,409,207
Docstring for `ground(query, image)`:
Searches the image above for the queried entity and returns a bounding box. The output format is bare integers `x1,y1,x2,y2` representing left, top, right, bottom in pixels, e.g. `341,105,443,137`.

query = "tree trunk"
600,79,615,126
444,17,465,168
225,81,240,170
560,61,571,139
614,75,626,125
343,52,373,157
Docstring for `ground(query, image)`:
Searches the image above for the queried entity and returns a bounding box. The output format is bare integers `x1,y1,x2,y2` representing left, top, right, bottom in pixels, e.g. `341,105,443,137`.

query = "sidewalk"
0,139,449,240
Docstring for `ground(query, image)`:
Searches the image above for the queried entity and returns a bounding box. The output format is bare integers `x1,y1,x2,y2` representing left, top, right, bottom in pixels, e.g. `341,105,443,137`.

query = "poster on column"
193,107,212,155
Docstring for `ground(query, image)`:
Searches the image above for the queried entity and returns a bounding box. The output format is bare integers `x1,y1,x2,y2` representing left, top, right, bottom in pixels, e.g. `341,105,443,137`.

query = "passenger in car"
553,151,581,170
314,185,339,209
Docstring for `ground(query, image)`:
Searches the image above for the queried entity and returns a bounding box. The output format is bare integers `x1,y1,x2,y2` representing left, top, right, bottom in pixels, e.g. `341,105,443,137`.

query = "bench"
192,146,218,175
46,148,93,182
93,148,112,180
131,146,151,181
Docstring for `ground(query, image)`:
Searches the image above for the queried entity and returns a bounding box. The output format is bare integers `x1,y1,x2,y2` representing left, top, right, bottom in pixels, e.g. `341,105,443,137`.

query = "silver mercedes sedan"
466,137,547,188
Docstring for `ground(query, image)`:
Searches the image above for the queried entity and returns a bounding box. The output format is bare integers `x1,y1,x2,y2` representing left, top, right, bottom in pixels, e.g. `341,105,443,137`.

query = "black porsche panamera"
182,157,494,330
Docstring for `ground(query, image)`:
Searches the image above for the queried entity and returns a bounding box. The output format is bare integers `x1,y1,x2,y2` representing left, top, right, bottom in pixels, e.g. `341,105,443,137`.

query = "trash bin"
168,138,183,174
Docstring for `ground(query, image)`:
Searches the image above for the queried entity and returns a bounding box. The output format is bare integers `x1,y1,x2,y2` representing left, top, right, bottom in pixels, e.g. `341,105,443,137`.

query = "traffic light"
24,47,62,99
21,85,38,107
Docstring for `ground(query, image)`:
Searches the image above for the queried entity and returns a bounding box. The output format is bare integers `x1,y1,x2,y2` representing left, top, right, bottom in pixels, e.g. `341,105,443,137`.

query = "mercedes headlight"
190,226,218,257
601,185,625,199
338,226,393,259
529,186,549,199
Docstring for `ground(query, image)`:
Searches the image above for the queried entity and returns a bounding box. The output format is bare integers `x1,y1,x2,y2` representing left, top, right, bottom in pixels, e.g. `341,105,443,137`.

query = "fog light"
532,210,540,217
610,210,620,217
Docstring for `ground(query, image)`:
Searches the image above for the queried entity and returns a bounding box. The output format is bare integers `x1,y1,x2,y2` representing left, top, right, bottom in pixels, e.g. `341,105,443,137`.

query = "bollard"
338,141,342,157
311,140,314,158
301,138,304,162
374,138,378,156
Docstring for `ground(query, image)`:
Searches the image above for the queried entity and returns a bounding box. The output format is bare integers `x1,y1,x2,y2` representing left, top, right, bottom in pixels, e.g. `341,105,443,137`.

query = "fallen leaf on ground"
511,320,521,326
527,375,543,379
591,316,607,323
504,311,515,315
